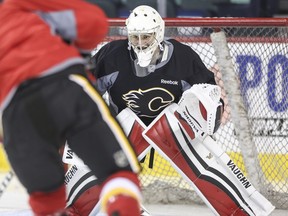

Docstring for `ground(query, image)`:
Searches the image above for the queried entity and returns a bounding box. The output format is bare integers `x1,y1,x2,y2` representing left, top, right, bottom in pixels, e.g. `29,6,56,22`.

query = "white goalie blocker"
142,84,275,216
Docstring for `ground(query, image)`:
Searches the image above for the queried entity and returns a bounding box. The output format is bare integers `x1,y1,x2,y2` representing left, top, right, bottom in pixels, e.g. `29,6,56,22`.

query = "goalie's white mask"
126,5,165,67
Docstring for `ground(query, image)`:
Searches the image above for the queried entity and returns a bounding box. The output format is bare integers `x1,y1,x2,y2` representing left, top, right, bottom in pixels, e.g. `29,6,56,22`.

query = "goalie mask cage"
96,18,288,209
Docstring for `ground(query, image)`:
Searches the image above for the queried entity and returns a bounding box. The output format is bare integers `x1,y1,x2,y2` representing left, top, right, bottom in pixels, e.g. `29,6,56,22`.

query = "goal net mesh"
97,18,288,209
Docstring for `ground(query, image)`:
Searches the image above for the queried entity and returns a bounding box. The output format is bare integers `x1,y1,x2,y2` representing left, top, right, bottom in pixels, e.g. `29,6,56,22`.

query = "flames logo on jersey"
122,87,174,118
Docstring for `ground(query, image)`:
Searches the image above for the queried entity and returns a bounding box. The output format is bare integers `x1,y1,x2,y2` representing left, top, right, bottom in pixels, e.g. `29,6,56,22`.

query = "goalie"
62,4,222,215
63,4,273,216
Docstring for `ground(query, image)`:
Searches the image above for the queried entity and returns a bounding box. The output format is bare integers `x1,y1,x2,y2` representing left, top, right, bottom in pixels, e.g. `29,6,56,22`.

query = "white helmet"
126,5,165,67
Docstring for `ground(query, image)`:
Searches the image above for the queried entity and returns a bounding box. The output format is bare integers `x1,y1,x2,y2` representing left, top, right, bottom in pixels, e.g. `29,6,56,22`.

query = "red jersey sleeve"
5,0,108,51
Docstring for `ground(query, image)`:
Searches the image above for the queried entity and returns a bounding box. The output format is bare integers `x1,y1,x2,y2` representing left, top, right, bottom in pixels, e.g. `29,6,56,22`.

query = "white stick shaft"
0,170,14,198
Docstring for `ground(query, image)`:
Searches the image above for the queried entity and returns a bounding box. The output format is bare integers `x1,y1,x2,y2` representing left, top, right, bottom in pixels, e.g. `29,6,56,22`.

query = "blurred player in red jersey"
0,0,142,215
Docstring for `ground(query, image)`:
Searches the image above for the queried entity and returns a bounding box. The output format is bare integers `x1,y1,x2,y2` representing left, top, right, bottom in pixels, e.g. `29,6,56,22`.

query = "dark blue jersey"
93,39,216,125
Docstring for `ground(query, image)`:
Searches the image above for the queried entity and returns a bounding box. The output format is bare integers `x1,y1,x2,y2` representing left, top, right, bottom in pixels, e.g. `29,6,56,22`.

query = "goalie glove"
177,84,223,135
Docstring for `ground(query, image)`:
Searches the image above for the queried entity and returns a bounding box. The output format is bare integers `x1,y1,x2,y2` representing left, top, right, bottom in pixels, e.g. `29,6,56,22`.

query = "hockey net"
96,18,288,209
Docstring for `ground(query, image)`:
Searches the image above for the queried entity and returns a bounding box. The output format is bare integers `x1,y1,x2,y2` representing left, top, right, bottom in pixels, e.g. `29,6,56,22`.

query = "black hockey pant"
2,64,139,194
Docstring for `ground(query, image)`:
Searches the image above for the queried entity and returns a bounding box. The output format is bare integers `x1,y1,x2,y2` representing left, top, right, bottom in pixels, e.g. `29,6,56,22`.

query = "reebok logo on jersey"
161,79,178,85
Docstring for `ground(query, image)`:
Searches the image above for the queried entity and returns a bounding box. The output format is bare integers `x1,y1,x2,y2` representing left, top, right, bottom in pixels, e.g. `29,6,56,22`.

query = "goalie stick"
0,170,14,198
0,123,14,199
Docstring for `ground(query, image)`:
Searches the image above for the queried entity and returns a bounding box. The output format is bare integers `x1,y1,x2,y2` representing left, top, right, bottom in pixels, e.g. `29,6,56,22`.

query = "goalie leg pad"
142,105,245,215
65,165,101,215
62,143,85,167
143,104,273,216
117,108,151,160
67,184,101,216
202,136,275,215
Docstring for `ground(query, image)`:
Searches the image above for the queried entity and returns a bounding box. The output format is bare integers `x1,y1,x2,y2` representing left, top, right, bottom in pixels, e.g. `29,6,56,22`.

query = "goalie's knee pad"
116,108,151,159
100,171,142,216
177,84,223,135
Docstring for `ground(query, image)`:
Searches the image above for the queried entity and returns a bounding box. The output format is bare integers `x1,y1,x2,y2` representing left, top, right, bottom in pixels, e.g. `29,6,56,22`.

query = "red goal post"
94,17,288,209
